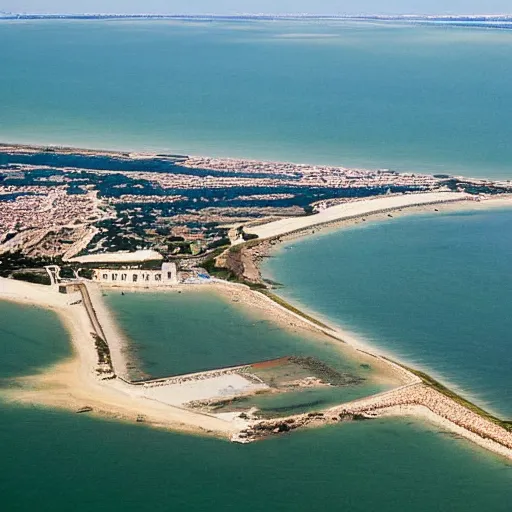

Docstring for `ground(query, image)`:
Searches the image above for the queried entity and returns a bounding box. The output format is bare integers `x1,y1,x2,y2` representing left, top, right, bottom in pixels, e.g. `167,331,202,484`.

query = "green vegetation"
92,332,114,372
242,232,259,241
0,251,62,277
77,268,94,279
11,271,51,286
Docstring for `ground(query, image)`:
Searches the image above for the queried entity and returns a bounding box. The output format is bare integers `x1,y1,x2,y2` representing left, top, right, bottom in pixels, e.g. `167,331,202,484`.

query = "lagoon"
104,289,383,414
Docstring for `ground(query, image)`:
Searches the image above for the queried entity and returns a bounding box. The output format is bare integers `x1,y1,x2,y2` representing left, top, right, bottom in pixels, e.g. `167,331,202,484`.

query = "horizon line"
2,13,512,18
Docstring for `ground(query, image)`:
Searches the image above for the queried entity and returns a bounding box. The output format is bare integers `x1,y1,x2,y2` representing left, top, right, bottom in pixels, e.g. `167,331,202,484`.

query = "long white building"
92,262,178,286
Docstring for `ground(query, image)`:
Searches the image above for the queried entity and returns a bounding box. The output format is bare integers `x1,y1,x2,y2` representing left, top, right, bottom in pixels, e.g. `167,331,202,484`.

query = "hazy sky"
2,1,511,15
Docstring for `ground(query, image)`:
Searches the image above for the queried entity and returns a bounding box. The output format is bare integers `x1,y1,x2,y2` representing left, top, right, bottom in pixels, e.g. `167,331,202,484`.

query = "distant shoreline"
2,14,512,32
2,14,512,23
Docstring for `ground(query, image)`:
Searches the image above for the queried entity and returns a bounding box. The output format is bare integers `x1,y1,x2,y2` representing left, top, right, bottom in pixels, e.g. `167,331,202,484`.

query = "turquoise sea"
0,301,71,379
262,207,512,419
1,19,512,179
2,17,512,509
1,300,511,511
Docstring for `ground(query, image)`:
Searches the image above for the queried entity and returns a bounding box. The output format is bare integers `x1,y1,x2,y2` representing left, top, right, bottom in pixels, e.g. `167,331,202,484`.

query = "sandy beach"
1,193,512,460
0,278,245,438
244,191,474,240
234,192,512,283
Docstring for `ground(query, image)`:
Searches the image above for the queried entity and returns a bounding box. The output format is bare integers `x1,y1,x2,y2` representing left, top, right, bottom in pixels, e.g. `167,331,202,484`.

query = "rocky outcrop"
231,410,371,443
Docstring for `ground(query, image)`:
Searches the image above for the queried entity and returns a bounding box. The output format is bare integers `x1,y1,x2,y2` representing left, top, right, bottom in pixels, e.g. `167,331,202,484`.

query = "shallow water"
262,207,512,419
1,403,511,512
104,290,383,409
1,20,512,178
0,297,511,511
0,301,71,379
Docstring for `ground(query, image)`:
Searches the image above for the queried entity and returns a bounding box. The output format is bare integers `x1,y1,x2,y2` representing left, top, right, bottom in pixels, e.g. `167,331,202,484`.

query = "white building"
92,262,178,286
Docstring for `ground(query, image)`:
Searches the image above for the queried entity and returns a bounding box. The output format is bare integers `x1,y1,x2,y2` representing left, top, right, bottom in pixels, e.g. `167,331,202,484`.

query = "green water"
1,20,512,179
1,404,511,512
104,290,382,411
0,301,71,379
105,290,360,376
262,208,512,419
1,300,511,510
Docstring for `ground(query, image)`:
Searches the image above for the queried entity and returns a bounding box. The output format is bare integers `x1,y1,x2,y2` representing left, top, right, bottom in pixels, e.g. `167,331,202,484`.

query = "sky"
2,1,511,16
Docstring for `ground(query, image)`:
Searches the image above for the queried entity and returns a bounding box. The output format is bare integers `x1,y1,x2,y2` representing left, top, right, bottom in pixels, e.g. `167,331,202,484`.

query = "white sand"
2,190,512,455
0,277,244,437
142,374,267,406
246,192,472,239
69,249,162,264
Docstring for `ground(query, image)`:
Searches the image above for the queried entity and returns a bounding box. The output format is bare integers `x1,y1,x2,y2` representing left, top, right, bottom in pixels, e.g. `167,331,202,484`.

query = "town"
1,144,511,278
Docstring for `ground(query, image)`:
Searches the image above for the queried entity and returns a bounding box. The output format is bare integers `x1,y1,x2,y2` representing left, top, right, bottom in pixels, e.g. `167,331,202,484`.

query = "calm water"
0,301,71,379
1,20,512,179
262,208,512,419
104,290,383,412
1,301,511,511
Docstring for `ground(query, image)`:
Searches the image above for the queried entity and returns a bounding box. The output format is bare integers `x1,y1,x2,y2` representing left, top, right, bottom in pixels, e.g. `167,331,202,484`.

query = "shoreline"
238,193,512,409
0,278,244,439
2,140,509,182
244,192,475,240
219,194,512,456
97,282,403,390
1,274,511,460
1,145,512,458
233,193,512,284
249,196,512,414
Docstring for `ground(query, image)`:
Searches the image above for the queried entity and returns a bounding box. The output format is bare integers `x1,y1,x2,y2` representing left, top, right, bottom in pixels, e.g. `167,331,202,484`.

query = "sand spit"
0,278,246,438
245,191,474,240
225,193,512,283
2,277,512,461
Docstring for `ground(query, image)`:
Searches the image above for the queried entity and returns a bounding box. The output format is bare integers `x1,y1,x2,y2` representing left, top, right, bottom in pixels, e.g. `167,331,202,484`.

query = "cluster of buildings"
91,262,178,286
0,187,110,256
76,156,443,193
108,194,185,205
179,156,444,190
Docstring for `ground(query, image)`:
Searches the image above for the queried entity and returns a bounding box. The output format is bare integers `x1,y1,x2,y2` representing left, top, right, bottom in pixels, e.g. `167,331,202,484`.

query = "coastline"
246,195,512,412
1,272,512,460
233,193,512,283
3,140,510,183
0,278,243,439
220,194,512,456
1,170,512,459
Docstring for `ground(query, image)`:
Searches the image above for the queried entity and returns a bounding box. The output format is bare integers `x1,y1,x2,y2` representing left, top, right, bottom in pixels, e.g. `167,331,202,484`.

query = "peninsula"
1,143,512,461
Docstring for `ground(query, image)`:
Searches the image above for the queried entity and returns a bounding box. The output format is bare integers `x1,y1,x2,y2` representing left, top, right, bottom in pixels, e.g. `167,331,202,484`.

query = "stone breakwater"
336,384,512,450
232,383,512,458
